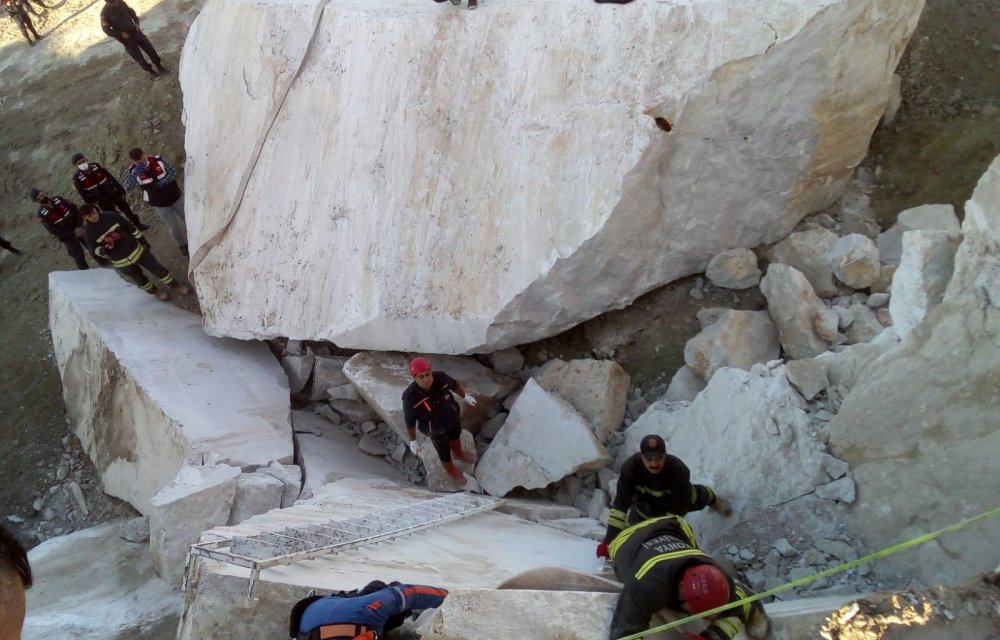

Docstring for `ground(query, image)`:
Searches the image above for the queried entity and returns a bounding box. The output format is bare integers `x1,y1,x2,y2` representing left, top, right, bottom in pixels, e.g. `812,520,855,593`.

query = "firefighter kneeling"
608,516,768,640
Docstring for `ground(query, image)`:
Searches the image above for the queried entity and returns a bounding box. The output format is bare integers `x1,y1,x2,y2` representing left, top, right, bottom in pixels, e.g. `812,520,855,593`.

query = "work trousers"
120,30,161,70
94,192,142,228
62,237,90,270
9,9,39,41
117,249,174,292
152,196,186,247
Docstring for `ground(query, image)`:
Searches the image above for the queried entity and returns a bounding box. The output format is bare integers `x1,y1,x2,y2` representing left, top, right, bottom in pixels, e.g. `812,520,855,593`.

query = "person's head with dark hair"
0,524,31,640
128,147,145,162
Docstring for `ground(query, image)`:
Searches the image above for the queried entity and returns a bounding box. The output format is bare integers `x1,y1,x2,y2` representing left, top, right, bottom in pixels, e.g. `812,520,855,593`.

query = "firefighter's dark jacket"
603,453,717,543
608,516,758,640
401,372,461,436
83,211,144,266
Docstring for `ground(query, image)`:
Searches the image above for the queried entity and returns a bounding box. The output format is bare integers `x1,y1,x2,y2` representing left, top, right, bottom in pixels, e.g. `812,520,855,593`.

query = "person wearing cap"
80,203,188,301
99,0,169,77
71,152,149,231
30,188,106,270
122,147,188,258
607,514,768,640
291,580,448,640
401,357,478,486
597,434,730,558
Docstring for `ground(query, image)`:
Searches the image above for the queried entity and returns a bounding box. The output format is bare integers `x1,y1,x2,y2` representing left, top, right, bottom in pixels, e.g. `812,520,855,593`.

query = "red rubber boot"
450,440,477,464
442,461,467,485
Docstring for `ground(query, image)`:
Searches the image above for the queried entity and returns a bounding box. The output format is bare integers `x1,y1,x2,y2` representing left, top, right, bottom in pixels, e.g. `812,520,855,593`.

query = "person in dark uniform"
80,204,187,300
31,188,105,270
71,152,149,230
597,435,730,558
608,515,768,640
291,581,448,640
0,234,22,255
99,0,168,76
3,0,42,46
402,357,478,486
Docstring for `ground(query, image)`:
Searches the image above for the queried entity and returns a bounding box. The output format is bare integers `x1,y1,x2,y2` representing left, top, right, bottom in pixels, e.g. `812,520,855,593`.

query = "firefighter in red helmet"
401,357,478,486
607,515,768,640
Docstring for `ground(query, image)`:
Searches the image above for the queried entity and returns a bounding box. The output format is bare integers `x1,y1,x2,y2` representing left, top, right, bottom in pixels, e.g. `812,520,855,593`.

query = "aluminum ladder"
184,492,503,605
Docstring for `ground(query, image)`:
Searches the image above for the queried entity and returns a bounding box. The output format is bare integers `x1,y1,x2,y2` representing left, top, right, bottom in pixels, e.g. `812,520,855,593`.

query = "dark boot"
450,440,476,464
467,0,477,8
442,462,466,486
168,279,190,295
179,244,189,258
155,63,170,73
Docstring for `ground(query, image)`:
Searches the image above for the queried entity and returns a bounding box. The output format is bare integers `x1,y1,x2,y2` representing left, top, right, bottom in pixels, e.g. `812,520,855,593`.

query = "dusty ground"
0,0,998,561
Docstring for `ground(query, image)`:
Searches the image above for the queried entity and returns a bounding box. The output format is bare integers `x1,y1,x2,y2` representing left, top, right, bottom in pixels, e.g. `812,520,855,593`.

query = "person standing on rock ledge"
99,0,169,77
402,357,479,486
123,147,189,258
71,152,149,231
80,204,189,301
3,0,43,47
597,435,730,559
0,524,32,640
31,188,107,270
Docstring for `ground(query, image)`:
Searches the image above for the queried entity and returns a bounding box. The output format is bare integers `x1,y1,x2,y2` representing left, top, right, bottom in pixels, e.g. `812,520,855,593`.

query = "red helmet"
680,564,730,613
409,357,432,376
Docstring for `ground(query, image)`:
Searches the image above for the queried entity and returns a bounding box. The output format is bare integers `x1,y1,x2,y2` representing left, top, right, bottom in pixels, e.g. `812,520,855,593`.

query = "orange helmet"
353,632,376,640
680,564,730,613
409,357,432,376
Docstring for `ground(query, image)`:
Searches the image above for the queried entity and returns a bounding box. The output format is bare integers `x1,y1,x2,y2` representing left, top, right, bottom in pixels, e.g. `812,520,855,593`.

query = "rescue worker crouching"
608,515,768,640
80,204,189,300
598,435,730,558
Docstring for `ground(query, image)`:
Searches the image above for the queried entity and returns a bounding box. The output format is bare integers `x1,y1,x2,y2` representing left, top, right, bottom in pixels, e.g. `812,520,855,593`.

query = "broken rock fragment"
475,380,607,497
760,264,829,359
683,310,779,382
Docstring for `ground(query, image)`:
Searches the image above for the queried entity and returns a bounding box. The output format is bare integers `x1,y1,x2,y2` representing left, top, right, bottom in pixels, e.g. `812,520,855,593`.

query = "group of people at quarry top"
301,358,766,640
25,149,191,300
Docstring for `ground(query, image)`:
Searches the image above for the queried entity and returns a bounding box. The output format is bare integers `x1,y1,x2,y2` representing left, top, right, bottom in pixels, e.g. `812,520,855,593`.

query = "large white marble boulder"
48,270,293,515
887,229,960,338
621,365,836,549
476,380,608,497
149,463,242,586
24,524,181,640
532,358,630,443
341,352,519,437
829,155,1000,588
181,0,923,353
683,310,780,382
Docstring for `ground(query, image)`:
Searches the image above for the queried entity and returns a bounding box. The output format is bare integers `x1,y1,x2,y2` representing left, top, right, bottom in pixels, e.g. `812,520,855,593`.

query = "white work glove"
464,394,478,407
409,440,421,455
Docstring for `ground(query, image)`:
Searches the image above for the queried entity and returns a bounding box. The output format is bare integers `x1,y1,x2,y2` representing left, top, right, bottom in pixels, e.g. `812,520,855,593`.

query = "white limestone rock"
358,433,389,457
476,380,608,497
496,498,582,523
326,382,361,401
683,310,780,381
48,269,293,515
888,230,960,338
183,0,923,354
784,359,829,401
489,347,525,374
258,461,302,508
621,367,830,549
280,354,314,394
766,228,841,297
695,307,729,329
228,472,285,525
829,234,880,289
844,304,883,344
760,264,830,359
541,517,607,542
830,155,1000,588
663,365,706,403
705,248,762,290
309,356,350,400
532,358,630,443
292,411,406,495
24,524,180,640
149,463,242,586
342,352,519,439
876,203,962,265
814,308,840,342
